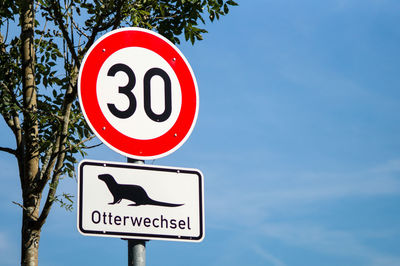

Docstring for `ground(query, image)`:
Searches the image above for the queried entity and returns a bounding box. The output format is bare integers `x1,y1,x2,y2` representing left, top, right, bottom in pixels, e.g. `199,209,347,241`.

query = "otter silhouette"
98,174,183,207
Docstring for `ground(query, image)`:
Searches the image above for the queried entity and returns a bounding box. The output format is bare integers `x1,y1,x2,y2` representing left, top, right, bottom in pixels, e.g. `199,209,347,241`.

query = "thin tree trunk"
20,0,41,265
21,224,41,266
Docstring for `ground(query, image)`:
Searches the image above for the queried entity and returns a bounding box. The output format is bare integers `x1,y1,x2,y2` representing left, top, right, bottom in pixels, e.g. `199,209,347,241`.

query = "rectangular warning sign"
77,159,204,242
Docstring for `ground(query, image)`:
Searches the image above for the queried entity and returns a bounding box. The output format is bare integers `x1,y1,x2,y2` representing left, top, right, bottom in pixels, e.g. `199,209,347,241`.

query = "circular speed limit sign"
78,27,199,160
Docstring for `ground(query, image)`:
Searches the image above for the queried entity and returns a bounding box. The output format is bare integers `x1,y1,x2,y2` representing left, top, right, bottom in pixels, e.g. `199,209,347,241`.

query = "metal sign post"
128,239,146,266
127,157,146,266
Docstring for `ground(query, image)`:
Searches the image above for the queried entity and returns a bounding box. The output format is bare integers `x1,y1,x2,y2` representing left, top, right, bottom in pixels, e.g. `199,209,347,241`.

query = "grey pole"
126,157,147,266
128,239,146,266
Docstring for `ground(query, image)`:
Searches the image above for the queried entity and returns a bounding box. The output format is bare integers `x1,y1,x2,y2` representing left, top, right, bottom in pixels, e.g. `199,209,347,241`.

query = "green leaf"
224,4,229,13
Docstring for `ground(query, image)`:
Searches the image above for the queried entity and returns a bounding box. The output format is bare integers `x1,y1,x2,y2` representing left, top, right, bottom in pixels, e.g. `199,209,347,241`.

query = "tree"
0,0,237,265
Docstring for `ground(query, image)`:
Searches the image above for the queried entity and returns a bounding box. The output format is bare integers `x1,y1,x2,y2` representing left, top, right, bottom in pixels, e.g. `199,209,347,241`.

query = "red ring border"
78,28,198,159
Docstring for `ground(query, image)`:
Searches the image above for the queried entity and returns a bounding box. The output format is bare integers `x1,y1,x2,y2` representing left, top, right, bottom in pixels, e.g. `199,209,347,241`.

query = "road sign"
77,159,204,242
78,27,199,160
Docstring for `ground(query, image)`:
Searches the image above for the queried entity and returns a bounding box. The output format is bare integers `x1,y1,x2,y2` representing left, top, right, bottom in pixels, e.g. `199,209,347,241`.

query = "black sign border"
77,159,204,242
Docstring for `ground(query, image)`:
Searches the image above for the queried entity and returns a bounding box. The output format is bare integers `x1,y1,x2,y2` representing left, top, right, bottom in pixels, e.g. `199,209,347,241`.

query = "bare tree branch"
36,160,61,228
64,134,97,152
70,16,89,39
81,2,125,56
86,142,103,149
12,201,40,222
38,141,54,184
37,63,79,227
45,1,80,67
0,146,16,155
0,81,23,110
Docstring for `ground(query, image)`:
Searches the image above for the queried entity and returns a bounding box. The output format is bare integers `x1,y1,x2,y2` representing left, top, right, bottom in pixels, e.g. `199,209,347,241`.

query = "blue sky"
1,0,400,265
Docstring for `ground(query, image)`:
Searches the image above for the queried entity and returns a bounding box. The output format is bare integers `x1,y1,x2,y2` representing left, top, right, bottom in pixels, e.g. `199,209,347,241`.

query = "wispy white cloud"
0,231,7,251
252,244,287,266
0,231,17,266
370,159,400,174
206,158,400,264
258,222,400,266
370,256,400,266
207,158,400,227
260,223,364,256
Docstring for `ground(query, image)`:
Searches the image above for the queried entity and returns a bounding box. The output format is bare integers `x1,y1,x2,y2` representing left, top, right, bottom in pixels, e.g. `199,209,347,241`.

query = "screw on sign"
78,27,199,160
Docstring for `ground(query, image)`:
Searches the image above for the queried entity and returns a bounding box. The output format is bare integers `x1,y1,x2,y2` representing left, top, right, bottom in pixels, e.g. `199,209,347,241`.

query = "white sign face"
77,160,204,242
96,47,182,140
78,27,199,160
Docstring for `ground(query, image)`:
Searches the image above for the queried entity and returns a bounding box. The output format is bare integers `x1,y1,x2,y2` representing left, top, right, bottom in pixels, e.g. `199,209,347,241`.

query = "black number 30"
107,63,172,122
